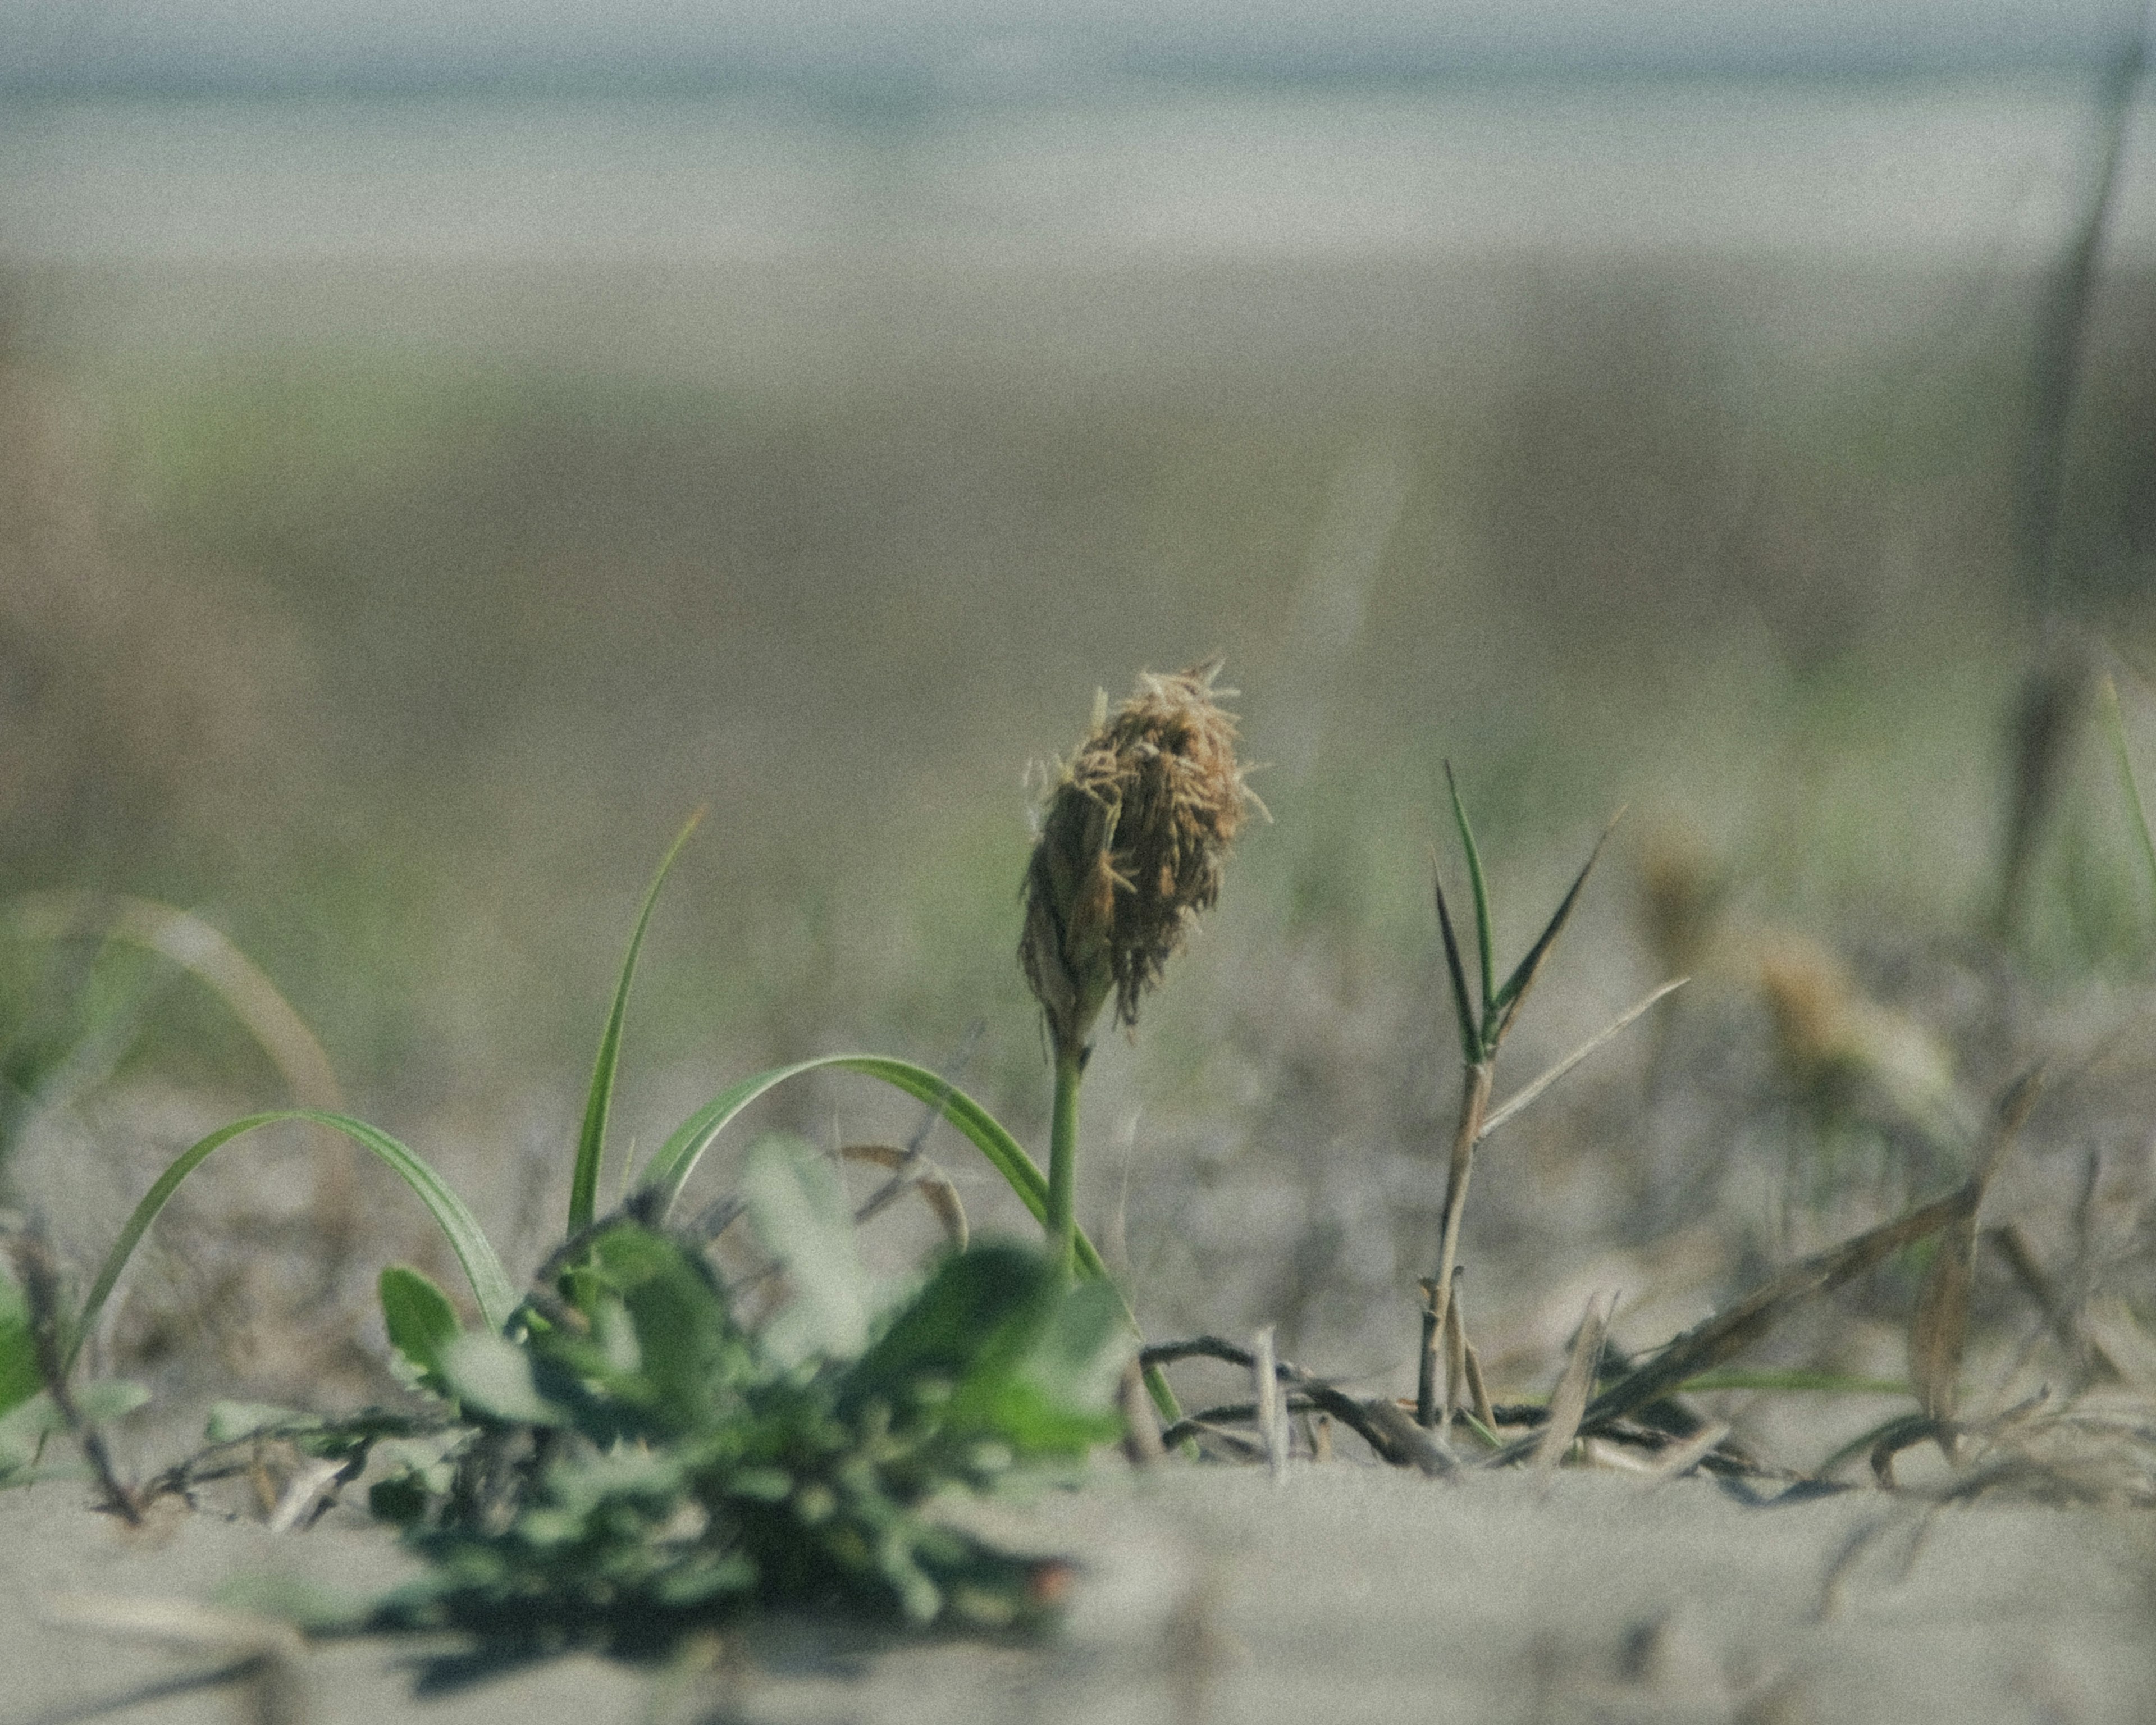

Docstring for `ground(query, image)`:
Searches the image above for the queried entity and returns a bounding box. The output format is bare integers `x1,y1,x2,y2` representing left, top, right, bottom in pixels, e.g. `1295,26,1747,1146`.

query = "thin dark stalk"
2023,38,2144,617
8,1230,140,1526
1996,31,2145,932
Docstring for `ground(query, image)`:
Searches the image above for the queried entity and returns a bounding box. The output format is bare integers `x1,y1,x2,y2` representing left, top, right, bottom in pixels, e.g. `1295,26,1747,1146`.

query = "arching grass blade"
635,1052,1179,1420
568,807,706,1234
7,893,342,1111
69,1109,517,1374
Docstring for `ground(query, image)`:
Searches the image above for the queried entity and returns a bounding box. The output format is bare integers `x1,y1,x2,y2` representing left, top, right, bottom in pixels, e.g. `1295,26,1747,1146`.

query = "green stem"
1047,1043,1084,1280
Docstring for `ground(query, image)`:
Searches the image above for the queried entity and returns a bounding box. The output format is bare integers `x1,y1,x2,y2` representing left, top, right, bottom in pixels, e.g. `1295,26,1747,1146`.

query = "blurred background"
4,1,2156,1458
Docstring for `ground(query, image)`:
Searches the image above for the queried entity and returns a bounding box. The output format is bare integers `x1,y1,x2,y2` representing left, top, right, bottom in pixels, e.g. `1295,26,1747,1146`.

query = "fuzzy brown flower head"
1020,659,1257,1056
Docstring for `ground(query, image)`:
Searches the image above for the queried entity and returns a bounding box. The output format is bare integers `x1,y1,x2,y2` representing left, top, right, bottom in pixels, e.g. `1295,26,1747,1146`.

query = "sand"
5,1459,2153,1725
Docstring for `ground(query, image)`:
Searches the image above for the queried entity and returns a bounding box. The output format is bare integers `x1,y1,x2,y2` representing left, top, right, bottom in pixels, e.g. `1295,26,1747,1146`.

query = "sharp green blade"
69,1109,517,1375
1486,815,1617,1049
1444,763,1496,1030
568,807,706,1234
1432,863,1480,1068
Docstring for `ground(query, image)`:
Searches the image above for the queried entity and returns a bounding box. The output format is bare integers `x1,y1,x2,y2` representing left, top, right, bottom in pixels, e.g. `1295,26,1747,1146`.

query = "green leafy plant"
0,806,1157,1643
363,1146,1125,1650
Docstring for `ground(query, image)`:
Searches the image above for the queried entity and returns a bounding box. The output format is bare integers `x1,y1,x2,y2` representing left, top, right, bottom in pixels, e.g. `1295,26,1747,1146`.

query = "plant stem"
1047,1042,1085,1280
1420,1059,1493,1427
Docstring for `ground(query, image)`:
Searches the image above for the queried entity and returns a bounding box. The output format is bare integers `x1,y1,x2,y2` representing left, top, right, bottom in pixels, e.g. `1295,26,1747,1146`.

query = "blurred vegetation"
4,200,2156,1449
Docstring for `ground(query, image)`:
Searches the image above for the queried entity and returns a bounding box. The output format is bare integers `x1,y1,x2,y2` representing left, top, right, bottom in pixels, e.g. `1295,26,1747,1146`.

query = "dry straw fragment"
1020,659,1258,1055
1534,1293,1612,1475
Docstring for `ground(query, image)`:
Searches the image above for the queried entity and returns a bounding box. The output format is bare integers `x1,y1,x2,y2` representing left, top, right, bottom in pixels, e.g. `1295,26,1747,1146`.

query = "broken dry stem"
8,1231,141,1526
1420,1059,1493,1427
1144,1334,1455,1474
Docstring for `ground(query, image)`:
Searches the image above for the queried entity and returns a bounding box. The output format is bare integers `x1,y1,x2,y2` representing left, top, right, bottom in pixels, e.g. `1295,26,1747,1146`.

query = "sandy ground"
5,1461,2153,1725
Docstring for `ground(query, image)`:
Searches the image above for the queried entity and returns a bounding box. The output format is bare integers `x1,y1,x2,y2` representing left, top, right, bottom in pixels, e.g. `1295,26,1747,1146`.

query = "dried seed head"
1020,659,1256,1056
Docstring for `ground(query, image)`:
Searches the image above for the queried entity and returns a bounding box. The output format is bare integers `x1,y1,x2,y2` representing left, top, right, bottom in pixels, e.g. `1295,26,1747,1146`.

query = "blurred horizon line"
0,18,2146,106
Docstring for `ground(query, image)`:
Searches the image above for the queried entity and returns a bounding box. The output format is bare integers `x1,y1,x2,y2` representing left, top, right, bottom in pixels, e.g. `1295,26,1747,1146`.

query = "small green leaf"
0,1265,37,1422
841,1243,1050,1422
989,1276,1131,1453
568,807,706,1234
0,1380,149,1468
380,1265,465,1397
71,1380,149,1423
562,1221,751,1438
440,1333,563,1426
843,1244,1127,1457
743,1135,870,1366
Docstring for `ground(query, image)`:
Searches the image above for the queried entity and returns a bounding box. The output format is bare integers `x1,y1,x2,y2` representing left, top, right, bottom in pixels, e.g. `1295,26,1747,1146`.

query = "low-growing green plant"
1414,767,1680,1431
0,754,1209,1641
359,1148,1126,1646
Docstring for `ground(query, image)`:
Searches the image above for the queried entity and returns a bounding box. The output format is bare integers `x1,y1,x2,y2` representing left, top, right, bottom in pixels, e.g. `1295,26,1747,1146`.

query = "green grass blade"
636,1052,1184,1425
2102,674,2156,911
1443,763,1496,1034
1432,864,1479,1068
1674,1370,1908,1395
640,1053,1116,1292
568,807,706,1235
1486,814,1618,1047
68,1109,516,1375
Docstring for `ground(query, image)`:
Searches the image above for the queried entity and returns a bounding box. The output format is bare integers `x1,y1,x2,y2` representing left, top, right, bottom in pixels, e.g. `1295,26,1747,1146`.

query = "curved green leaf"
569,807,706,1235
639,1054,1118,1284
637,1052,1184,1428
68,1110,516,1374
